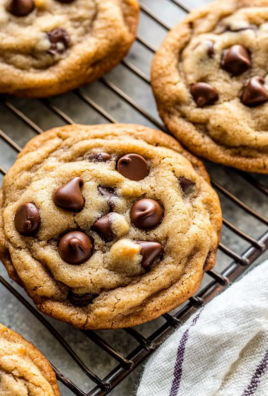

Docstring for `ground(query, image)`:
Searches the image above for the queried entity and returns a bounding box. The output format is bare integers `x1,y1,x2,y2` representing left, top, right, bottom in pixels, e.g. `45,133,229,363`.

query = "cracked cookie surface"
0,0,139,97
152,0,268,173
0,323,60,396
0,124,222,329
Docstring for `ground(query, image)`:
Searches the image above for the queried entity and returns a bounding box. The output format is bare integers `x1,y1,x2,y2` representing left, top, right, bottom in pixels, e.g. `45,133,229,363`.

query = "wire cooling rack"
1,1,268,395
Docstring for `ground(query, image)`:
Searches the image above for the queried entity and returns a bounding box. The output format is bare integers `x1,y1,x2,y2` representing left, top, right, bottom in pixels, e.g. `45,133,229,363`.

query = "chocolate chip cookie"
0,323,60,395
0,0,139,97
0,124,222,329
152,0,268,173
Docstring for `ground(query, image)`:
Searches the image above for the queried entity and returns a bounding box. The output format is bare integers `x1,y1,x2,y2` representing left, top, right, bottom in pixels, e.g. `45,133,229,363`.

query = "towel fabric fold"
137,261,268,396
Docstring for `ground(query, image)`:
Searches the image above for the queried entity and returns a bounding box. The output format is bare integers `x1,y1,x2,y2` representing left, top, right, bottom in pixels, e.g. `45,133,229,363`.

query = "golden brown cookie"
0,323,60,395
0,124,222,329
0,0,139,97
151,0,268,173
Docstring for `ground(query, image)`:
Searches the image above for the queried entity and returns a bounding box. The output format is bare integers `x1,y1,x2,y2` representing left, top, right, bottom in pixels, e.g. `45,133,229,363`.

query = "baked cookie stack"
0,1,230,389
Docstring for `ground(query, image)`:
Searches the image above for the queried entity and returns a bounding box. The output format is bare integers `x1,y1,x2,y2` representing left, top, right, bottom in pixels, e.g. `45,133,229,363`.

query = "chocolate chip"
130,199,163,230
222,45,251,76
98,186,116,210
6,0,35,16
68,291,97,307
179,177,195,193
86,153,111,162
207,41,215,58
15,203,40,236
58,231,92,265
53,177,84,212
117,154,149,181
136,241,163,269
92,213,114,242
241,76,268,107
56,0,74,3
190,83,219,107
47,28,69,55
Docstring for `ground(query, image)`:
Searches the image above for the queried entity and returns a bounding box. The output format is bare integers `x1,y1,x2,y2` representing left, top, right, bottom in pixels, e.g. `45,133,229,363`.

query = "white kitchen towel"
137,261,268,396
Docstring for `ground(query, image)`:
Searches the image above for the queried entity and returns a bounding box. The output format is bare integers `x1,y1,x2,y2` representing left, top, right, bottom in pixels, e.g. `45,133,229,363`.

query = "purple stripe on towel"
242,347,268,396
169,310,202,396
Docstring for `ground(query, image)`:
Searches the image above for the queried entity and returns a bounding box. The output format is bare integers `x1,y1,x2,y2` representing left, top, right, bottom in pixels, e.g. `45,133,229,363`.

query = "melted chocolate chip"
241,76,268,107
207,41,215,58
130,199,163,230
47,28,69,55
179,177,195,193
98,186,115,199
6,0,35,16
224,24,255,33
86,153,111,162
59,231,92,265
56,0,74,2
98,186,116,210
92,213,114,242
15,203,40,236
136,241,163,269
53,177,84,212
190,83,219,107
68,291,97,307
117,154,149,181
222,45,251,76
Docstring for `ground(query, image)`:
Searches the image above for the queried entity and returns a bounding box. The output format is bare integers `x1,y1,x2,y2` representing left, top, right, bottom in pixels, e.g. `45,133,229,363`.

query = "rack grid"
1,1,268,395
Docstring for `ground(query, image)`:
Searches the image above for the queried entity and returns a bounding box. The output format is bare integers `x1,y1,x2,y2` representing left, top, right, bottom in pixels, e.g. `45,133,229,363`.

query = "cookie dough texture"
0,323,59,396
0,124,222,329
0,0,139,97
152,0,268,173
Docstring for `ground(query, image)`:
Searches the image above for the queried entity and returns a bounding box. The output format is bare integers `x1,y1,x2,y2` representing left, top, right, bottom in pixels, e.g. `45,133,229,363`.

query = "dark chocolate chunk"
47,28,69,55
15,203,40,236
241,76,268,107
53,177,84,212
222,45,251,76
179,177,195,193
190,82,219,107
56,0,74,3
117,153,149,181
6,0,35,16
130,199,163,230
86,153,111,162
92,213,114,242
68,291,97,307
59,231,92,265
136,241,163,269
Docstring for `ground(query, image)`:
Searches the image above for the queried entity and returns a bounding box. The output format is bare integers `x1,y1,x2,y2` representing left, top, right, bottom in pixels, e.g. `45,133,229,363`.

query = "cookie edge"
0,323,60,396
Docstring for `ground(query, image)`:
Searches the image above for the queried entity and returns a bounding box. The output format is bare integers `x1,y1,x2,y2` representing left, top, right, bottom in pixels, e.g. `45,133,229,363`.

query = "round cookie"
151,0,268,173
0,0,139,97
0,124,222,329
0,323,60,395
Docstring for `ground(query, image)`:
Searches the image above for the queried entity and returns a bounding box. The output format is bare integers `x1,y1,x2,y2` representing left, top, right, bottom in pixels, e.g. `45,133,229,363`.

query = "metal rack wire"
1,1,268,395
